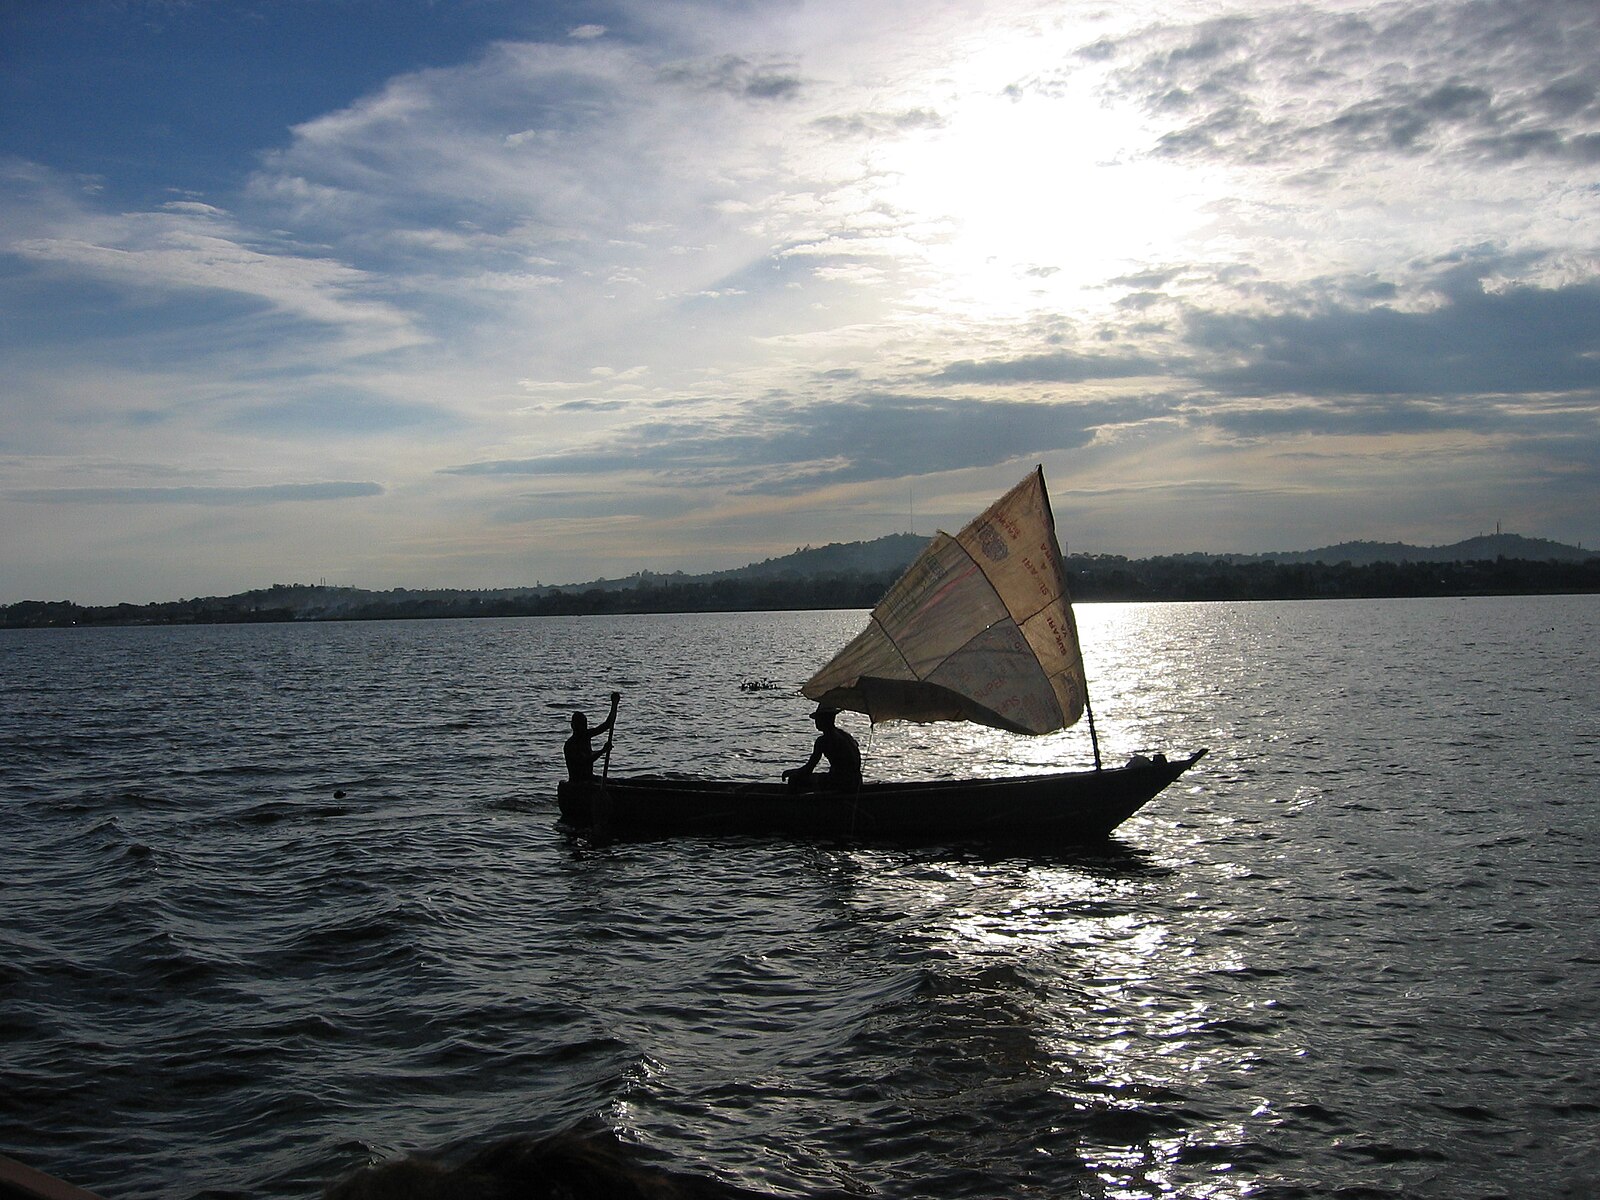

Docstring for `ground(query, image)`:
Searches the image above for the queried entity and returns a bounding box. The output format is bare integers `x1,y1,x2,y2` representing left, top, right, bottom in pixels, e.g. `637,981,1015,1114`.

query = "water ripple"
2,599,1598,1198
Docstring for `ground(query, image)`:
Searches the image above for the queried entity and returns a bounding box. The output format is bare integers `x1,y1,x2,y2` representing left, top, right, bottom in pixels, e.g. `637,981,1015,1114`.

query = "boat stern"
556,780,607,831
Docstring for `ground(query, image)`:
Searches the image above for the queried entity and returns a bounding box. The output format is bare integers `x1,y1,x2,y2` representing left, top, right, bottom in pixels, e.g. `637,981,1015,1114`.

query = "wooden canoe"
557,749,1206,843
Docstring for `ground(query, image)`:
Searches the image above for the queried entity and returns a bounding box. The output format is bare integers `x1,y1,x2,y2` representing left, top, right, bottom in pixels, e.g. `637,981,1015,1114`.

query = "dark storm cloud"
441,393,1171,493
9,482,384,505
1092,0,1600,166
1187,271,1600,398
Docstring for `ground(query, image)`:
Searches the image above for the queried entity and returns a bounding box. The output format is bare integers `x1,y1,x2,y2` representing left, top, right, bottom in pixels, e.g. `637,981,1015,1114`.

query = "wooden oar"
602,691,620,780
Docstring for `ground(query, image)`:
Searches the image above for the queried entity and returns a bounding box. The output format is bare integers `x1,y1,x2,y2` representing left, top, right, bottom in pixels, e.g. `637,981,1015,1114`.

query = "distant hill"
667,529,1593,578
4,530,1596,627
708,533,928,581
1226,533,1593,566
682,530,1593,576
547,532,929,594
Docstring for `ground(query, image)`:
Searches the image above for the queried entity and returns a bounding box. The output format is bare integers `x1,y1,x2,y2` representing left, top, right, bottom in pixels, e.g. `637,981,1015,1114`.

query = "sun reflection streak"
840,845,1286,1198
818,601,1289,1193
853,602,1211,780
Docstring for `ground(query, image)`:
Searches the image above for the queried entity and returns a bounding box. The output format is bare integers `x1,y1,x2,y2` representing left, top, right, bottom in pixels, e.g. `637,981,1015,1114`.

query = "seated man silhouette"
564,692,620,782
783,705,862,791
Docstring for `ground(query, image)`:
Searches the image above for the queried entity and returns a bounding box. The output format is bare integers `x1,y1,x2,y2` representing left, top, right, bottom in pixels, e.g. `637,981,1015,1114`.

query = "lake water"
3,597,1597,1199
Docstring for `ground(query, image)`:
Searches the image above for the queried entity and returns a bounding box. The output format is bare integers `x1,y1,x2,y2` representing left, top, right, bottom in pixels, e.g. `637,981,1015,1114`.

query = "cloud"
246,40,688,265
440,392,1171,493
935,352,1167,384
3,176,422,356
812,107,948,139
1197,396,1505,440
1186,270,1600,398
221,392,461,437
1095,0,1600,168
6,0,1600,601
8,482,385,505
229,29,857,372
664,55,805,102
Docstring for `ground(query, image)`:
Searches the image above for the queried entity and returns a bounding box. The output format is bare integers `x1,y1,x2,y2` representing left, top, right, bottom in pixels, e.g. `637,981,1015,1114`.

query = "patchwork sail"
802,467,1087,735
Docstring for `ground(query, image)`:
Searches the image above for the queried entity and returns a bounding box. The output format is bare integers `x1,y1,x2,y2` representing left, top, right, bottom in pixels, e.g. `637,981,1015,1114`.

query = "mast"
1084,695,1102,771
1041,470,1100,771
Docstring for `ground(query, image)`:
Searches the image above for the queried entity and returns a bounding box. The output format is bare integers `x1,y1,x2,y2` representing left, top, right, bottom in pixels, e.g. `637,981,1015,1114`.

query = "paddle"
602,691,620,780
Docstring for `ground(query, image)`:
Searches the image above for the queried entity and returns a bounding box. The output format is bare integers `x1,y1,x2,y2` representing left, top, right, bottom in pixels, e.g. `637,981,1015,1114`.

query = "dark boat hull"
557,750,1206,843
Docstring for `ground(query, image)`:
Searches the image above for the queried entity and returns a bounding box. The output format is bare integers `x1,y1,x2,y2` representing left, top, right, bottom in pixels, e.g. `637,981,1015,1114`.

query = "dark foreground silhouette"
324,1125,845,1200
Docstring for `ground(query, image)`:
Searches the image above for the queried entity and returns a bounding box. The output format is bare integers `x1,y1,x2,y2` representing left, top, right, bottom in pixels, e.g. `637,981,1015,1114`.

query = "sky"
3,0,1598,604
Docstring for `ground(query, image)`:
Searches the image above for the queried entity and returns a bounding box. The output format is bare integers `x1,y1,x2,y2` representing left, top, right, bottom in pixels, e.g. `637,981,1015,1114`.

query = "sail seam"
868,613,919,680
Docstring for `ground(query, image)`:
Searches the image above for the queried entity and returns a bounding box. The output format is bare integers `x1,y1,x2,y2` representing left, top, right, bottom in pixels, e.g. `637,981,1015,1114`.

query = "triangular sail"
802,467,1088,736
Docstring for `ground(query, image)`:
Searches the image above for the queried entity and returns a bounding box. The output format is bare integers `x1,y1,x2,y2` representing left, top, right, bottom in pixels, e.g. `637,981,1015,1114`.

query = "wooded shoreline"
5,554,1598,628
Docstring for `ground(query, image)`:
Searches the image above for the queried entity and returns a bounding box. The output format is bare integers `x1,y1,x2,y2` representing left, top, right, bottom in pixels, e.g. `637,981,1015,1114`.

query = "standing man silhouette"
565,691,621,782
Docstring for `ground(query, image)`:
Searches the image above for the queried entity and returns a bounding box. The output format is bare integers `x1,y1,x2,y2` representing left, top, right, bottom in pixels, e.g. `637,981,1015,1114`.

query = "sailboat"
557,468,1205,842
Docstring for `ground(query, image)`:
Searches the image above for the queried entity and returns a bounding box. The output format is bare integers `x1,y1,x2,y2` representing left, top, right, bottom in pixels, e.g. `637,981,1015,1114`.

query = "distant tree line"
1068,554,1600,602
4,555,1598,629
0,576,900,628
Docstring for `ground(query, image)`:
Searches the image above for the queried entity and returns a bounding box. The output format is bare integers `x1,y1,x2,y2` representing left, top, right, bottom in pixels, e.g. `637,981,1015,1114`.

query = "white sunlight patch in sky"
877,84,1214,324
